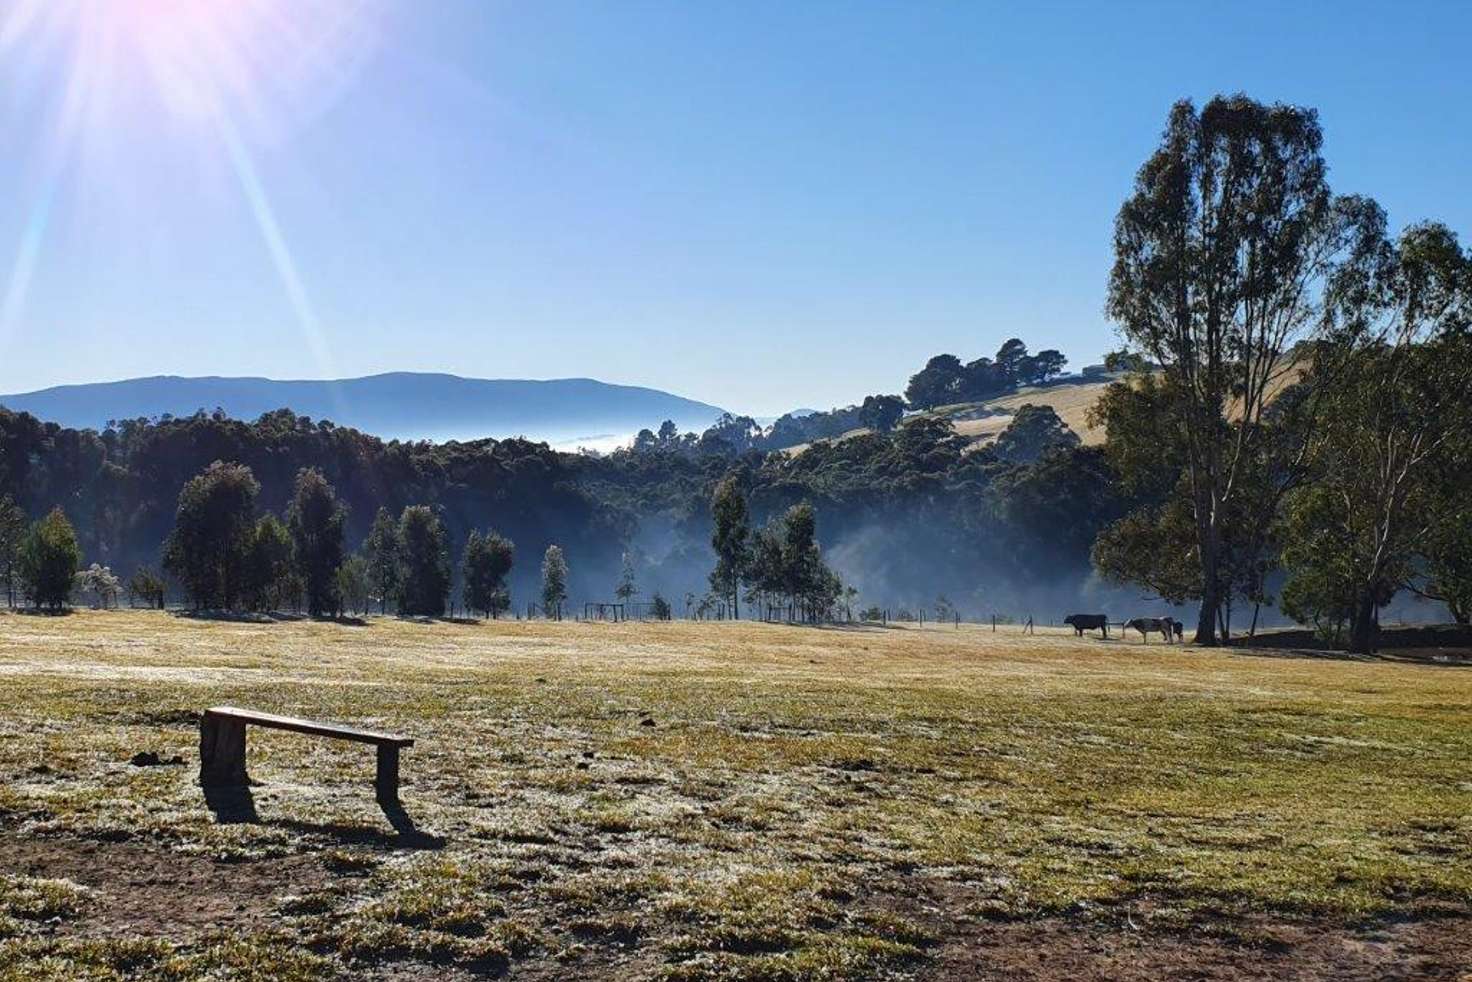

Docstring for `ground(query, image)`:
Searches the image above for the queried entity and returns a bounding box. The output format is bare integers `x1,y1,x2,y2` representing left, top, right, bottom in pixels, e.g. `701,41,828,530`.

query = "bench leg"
199,716,249,788
376,745,400,802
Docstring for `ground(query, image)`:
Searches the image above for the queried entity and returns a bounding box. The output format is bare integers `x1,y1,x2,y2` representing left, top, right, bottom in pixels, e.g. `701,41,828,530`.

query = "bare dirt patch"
0,831,329,940
924,912,1472,981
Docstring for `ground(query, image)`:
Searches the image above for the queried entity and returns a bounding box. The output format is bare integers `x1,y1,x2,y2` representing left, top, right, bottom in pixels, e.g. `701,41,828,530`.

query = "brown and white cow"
1125,617,1175,643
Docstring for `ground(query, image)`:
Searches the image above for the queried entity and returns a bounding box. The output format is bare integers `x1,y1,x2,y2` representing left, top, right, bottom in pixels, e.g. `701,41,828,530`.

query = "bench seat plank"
205,706,414,748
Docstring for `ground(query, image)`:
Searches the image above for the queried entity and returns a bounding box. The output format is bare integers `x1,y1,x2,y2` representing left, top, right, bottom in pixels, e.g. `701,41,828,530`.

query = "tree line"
628,338,1069,458
0,406,627,610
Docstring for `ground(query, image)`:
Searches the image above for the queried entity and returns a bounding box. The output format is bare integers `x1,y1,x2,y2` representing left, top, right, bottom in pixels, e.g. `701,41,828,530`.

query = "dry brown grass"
1,609,1469,979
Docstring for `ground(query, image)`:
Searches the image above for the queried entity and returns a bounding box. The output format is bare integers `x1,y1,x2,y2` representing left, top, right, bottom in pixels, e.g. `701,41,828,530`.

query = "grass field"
1,611,1469,980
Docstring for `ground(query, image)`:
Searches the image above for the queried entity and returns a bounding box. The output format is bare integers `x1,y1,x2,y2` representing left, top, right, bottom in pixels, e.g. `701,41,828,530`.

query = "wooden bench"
199,706,415,802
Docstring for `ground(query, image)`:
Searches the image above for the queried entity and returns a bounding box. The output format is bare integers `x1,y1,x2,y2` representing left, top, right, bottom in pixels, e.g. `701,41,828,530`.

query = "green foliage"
163,460,260,609
540,545,568,617
744,502,843,621
1421,489,1472,625
994,445,1127,578
1092,497,1200,605
904,354,964,409
398,506,451,617
857,394,905,433
0,407,626,619
125,566,166,609
335,554,371,616
1283,219,1472,650
708,476,750,617
698,413,763,456
17,507,82,609
903,340,1065,411
1279,568,1355,646
1087,372,1185,500
992,404,1080,465
287,467,346,617
364,506,402,614
650,592,672,620
244,514,294,612
1106,94,1357,643
462,529,515,618
0,494,24,608
761,407,863,451
1102,348,1147,373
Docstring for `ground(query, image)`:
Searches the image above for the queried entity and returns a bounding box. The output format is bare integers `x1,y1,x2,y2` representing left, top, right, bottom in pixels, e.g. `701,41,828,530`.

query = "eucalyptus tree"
364,506,402,614
287,468,346,617
244,514,294,612
1283,218,1472,652
1106,94,1369,643
18,508,82,610
398,505,451,617
0,495,24,608
540,545,568,619
463,529,515,619
709,477,750,619
163,461,260,609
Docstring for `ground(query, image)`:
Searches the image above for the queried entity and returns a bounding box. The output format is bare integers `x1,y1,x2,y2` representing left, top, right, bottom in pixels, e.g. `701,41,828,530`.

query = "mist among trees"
0,94,1467,654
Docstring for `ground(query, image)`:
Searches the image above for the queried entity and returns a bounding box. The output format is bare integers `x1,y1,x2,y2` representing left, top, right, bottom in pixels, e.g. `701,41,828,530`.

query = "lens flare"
3,0,385,141
0,0,387,383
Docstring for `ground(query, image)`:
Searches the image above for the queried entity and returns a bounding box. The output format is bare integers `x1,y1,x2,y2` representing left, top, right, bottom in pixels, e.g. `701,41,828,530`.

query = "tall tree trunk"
1348,591,1377,654
1194,581,1220,646
1193,516,1221,646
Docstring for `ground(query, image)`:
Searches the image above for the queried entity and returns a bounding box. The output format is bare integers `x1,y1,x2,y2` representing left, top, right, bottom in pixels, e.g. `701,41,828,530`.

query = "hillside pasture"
951,381,1112,449
783,361,1306,457
0,611,1469,980
782,378,1115,457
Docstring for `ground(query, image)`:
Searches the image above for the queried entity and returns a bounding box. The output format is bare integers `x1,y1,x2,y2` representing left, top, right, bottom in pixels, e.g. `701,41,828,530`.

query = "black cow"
1064,614,1109,638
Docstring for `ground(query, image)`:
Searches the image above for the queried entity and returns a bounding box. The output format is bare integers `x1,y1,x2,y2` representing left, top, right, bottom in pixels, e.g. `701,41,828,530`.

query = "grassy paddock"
0,610,1469,979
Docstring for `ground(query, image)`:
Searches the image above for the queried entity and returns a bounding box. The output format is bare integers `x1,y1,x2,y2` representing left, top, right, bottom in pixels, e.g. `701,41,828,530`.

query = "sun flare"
3,0,385,139
0,0,387,377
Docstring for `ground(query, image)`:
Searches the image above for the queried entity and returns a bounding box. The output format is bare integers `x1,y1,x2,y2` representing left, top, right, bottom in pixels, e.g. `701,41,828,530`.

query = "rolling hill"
779,375,1118,456
782,361,1306,456
0,373,727,447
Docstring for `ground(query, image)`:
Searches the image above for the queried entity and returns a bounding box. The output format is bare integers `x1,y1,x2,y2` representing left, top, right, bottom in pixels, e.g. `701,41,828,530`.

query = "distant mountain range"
0,373,728,447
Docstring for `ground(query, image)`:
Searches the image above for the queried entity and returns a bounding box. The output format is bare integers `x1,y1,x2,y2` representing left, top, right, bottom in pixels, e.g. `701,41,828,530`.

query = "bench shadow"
203,785,443,849
203,784,260,825
377,796,446,849
266,797,446,851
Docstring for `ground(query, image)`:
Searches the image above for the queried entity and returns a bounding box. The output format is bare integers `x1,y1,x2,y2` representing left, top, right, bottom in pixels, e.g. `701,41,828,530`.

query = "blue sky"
0,1,1467,415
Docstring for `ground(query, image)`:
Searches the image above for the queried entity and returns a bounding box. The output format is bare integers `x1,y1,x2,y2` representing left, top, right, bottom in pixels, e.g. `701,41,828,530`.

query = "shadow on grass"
746,620,899,632
173,609,369,626
377,796,445,849
1215,624,1472,666
272,804,447,851
203,784,260,824
204,782,445,849
176,609,276,624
